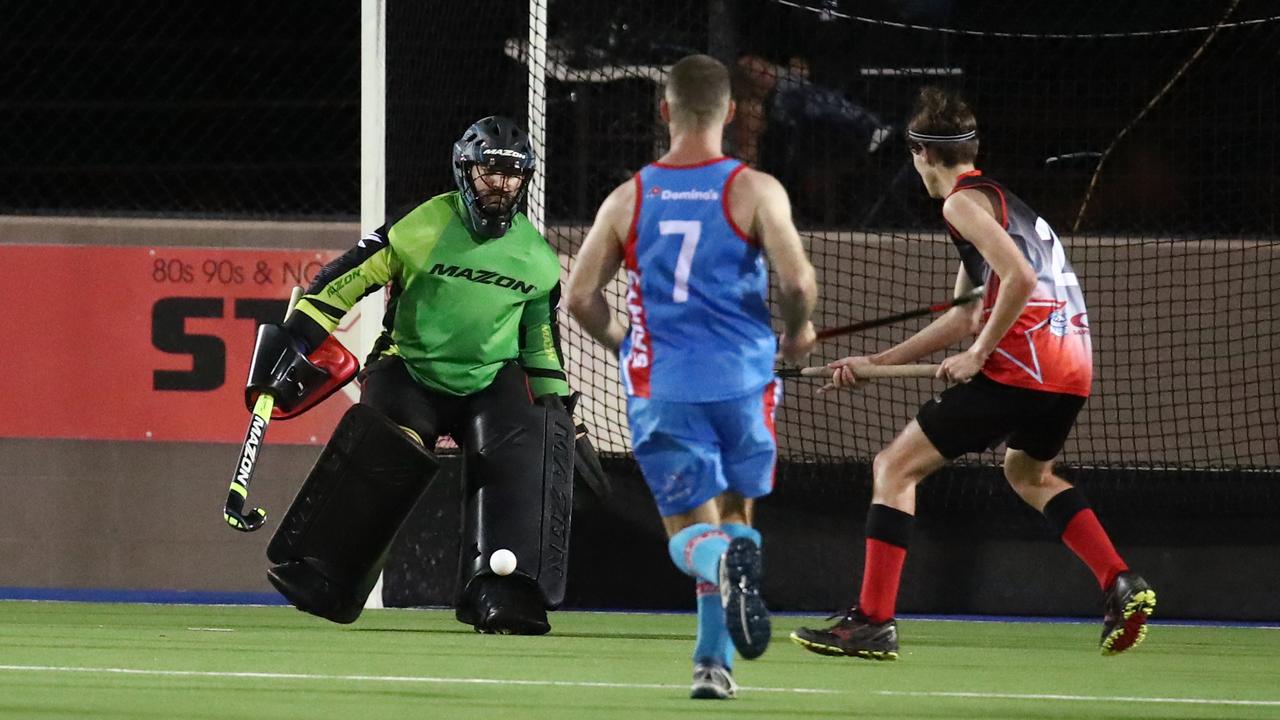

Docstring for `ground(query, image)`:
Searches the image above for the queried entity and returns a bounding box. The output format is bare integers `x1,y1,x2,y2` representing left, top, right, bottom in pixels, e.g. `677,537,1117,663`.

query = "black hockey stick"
814,285,984,342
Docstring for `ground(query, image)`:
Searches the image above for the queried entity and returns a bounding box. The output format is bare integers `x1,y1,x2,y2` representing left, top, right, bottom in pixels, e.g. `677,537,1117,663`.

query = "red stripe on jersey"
961,183,1009,230
622,174,652,397
948,171,1009,230
651,156,731,169
722,163,754,245
762,379,779,488
761,379,778,437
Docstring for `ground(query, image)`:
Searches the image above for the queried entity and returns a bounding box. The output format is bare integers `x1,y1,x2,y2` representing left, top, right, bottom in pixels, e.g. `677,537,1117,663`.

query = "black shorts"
916,373,1086,462
360,356,534,447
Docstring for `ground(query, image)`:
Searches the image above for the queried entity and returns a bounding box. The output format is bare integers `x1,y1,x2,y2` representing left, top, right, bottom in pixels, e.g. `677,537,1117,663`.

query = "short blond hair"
665,54,731,128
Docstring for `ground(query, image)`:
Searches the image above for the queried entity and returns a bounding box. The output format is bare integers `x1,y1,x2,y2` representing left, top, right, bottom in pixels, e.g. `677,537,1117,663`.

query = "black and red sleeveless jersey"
945,170,1092,397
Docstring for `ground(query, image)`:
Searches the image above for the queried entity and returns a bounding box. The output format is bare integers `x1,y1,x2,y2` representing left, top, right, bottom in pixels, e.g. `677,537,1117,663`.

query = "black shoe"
459,575,551,636
720,537,771,660
1101,571,1156,655
790,607,899,660
689,662,738,700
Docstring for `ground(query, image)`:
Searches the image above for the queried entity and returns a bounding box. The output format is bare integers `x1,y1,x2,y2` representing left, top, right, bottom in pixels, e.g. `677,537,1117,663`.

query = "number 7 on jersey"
659,220,701,303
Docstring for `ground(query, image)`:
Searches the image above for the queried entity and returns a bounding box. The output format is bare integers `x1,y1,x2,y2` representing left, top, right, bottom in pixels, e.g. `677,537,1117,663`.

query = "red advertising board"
2,245,357,444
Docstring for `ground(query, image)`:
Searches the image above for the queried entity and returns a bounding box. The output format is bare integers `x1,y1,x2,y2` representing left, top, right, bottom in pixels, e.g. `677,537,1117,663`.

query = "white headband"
907,129,978,143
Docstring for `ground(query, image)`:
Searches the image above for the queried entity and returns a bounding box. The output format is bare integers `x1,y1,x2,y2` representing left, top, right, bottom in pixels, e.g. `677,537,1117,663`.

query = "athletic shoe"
790,607,899,660
719,537,771,660
690,662,738,700
1101,571,1156,655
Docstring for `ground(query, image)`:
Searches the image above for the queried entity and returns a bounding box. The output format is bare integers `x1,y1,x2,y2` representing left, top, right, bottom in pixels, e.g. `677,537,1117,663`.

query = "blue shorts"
627,381,780,517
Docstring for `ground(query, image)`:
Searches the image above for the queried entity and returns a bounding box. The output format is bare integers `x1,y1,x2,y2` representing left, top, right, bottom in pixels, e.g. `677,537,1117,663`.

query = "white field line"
0,665,833,695
878,690,1280,707
1,665,1276,706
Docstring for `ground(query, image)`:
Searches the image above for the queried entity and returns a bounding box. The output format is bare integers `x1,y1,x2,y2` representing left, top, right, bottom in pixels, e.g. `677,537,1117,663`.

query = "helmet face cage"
451,116,536,238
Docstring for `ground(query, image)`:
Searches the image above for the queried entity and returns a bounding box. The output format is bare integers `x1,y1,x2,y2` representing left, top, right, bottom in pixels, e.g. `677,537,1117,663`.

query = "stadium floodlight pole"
360,0,388,610
526,0,548,234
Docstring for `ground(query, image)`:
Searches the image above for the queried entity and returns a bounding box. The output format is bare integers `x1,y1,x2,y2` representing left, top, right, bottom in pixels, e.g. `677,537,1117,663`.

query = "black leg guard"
267,403,438,623
455,397,575,634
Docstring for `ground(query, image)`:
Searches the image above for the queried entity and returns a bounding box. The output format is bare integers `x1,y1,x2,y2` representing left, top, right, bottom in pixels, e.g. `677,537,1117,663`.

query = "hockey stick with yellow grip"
224,286,304,532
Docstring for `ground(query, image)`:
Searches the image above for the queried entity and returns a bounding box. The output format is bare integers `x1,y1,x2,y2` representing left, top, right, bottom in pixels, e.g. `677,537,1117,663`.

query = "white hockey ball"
489,549,517,576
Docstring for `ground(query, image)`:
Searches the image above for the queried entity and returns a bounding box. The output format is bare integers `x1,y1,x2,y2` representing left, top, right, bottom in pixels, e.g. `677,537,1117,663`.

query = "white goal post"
358,0,388,611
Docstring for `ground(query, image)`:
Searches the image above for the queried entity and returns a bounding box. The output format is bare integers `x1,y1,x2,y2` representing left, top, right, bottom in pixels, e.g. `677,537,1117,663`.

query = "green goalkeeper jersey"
288,191,569,397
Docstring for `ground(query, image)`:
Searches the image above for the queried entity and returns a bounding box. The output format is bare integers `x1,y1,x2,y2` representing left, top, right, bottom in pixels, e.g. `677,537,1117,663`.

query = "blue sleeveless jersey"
619,157,776,401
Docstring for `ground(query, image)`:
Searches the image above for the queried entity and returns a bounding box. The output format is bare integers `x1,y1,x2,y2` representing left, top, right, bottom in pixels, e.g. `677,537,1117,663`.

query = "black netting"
1,1,359,218
396,1,1279,476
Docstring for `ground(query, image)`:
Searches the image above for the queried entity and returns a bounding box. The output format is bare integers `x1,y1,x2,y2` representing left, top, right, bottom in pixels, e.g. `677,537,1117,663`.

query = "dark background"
3,1,1276,618
3,1,1277,233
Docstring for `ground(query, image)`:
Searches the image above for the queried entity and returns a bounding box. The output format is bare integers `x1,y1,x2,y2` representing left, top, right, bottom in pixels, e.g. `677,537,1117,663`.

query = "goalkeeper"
251,116,577,635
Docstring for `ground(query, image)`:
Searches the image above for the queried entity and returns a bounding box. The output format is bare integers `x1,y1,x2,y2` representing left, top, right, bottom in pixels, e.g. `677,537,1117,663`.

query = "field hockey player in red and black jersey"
791,86,1156,661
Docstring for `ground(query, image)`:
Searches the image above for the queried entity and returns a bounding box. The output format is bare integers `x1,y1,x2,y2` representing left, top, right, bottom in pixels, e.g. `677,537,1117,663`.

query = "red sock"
1061,509,1128,590
859,538,907,623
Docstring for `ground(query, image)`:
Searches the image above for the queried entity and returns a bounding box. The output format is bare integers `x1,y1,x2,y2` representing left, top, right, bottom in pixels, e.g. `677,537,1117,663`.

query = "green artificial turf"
0,602,1276,719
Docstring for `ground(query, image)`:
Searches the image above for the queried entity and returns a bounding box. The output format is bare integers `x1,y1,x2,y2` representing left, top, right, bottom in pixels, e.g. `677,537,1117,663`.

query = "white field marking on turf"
0,665,835,695
878,691,1280,707
185,627,234,632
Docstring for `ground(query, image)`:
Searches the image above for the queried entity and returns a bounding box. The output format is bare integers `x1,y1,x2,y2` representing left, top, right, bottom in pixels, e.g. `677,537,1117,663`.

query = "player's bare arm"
937,187,1036,382
734,168,817,364
565,179,634,353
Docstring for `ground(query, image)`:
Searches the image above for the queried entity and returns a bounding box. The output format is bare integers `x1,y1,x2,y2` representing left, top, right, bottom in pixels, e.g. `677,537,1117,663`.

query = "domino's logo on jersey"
649,185,720,201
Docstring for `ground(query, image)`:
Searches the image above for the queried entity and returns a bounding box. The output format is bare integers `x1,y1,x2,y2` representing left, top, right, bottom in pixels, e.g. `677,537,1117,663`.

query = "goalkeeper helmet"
451,116,537,238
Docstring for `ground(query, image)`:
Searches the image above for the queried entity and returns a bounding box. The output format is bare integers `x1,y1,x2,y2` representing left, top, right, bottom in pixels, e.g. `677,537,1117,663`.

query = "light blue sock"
693,581,733,669
721,522,762,547
667,523,729,585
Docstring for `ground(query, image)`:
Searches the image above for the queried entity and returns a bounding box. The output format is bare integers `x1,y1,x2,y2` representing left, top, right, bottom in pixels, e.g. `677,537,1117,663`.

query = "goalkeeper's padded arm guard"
245,323,359,419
